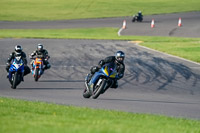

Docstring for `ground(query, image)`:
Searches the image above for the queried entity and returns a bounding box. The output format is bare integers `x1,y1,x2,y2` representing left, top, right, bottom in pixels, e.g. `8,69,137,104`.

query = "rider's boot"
110,80,118,89
21,77,24,82
30,60,34,72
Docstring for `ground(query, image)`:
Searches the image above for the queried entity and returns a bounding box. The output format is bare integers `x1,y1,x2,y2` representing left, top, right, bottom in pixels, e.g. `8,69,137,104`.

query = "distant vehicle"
132,14,143,22
132,11,143,22
8,56,24,89
83,62,119,99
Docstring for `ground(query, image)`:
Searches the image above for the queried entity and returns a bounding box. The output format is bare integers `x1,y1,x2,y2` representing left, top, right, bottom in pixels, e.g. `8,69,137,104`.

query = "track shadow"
122,47,200,92
99,98,199,105
18,87,82,90
38,80,84,82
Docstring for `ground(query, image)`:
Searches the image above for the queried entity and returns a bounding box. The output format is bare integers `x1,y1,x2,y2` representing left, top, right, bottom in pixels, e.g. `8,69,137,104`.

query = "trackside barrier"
151,19,155,28
178,17,182,27
118,20,126,36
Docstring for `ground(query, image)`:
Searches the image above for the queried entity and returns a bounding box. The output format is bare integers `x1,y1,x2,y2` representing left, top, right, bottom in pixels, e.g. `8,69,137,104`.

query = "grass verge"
0,97,200,133
0,0,200,21
0,28,200,63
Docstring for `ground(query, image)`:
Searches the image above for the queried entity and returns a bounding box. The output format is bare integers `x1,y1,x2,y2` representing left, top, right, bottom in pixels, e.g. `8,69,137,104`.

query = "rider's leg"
24,66,31,76
110,79,118,89
44,61,51,70
30,60,34,70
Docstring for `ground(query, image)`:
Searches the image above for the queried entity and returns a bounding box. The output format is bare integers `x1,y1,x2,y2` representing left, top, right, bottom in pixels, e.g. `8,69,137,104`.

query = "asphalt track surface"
0,12,200,119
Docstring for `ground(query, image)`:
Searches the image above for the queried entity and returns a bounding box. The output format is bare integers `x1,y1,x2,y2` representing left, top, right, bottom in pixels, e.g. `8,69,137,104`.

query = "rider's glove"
98,60,104,66
6,62,10,66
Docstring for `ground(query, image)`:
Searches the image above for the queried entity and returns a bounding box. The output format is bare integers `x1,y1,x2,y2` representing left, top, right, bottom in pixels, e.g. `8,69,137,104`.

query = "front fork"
85,74,92,94
9,71,23,81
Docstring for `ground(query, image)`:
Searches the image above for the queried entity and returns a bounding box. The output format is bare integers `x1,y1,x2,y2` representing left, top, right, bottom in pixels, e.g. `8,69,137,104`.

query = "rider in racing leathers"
6,45,30,80
137,11,143,21
88,51,125,88
30,44,51,71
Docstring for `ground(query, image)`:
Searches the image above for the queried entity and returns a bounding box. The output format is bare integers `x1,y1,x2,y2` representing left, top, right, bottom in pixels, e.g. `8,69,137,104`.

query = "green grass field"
0,97,200,133
0,0,200,21
0,28,200,63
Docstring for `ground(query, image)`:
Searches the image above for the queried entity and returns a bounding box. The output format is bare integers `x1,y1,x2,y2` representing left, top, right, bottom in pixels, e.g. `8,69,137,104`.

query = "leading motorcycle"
83,63,118,99
8,56,24,89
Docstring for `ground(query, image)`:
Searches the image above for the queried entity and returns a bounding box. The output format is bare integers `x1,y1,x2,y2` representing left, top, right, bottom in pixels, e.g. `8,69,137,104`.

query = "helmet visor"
38,45,43,51
16,49,22,53
117,57,124,62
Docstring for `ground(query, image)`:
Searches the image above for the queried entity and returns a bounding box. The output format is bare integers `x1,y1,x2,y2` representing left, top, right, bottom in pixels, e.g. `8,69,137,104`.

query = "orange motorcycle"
31,57,44,81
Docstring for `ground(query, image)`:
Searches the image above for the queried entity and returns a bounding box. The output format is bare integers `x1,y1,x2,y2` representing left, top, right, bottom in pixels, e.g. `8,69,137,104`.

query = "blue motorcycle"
8,56,24,89
83,63,118,99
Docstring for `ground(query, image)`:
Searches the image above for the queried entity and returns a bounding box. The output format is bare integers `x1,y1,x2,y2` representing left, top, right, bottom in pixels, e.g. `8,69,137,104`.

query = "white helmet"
37,44,43,52
15,45,22,55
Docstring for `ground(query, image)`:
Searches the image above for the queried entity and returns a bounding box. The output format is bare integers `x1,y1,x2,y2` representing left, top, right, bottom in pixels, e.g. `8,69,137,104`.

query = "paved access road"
1,12,200,38
0,39,200,119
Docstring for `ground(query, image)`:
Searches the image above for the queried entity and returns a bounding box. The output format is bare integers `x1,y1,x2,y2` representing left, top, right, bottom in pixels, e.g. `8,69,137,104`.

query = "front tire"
34,68,39,82
83,88,91,98
12,73,18,89
92,79,106,99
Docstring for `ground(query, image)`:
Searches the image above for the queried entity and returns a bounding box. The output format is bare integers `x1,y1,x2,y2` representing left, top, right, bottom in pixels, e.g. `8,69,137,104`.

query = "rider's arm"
98,56,115,67
7,52,14,64
30,51,36,57
44,50,50,59
117,64,125,80
22,52,28,65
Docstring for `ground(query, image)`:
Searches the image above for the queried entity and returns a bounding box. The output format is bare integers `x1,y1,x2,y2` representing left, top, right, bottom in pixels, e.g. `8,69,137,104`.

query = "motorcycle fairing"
9,57,24,80
32,58,43,76
88,63,117,91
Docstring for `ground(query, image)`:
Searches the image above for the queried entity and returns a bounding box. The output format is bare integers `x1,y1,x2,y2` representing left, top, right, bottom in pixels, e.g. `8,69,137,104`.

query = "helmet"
139,11,142,13
37,44,43,52
15,45,22,55
115,51,125,63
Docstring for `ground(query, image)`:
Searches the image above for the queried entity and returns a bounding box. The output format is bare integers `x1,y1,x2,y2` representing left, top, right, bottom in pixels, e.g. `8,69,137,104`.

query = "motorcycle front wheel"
83,88,91,98
34,68,39,82
92,79,106,99
12,73,19,89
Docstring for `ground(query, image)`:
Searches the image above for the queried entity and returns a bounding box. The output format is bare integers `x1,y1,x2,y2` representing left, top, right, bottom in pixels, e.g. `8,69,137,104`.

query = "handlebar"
29,55,49,60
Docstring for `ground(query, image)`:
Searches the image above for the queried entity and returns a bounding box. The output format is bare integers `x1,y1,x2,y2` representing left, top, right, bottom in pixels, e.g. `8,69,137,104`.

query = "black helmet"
37,44,43,52
15,45,22,55
115,51,125,63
